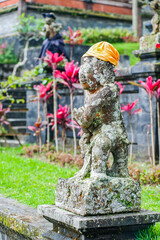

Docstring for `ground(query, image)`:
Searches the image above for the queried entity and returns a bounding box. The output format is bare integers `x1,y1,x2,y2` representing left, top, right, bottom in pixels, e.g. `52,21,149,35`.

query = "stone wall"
0,3,132,37
0,195,51,240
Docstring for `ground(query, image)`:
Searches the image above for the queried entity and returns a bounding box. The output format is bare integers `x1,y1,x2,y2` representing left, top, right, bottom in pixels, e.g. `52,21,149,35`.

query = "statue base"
55,176,141,216
38,205,160,240
139,32,160,50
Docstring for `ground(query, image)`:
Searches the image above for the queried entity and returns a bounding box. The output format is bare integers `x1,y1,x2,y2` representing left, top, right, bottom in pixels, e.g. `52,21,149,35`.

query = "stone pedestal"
55,176,141,216
38,205,160,240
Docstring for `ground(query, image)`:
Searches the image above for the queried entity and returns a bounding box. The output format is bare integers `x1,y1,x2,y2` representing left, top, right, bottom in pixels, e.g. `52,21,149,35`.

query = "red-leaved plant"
48,104,80,152
44,50,64,152
56,61,81,156
129,76,160,166
28,117,47,153
115,82,125,96
155,86,160,164
33,81,53,151
62,26,84,60
0,102,10,125
121,99,142,161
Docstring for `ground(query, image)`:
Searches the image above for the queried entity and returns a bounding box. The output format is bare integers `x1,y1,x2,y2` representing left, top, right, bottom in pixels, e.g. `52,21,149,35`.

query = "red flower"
44,50,64,70
139,76,160,98
0,102,10,125
121,99,142,117
48,104,80,131
55,61,81,92
115,82,125,95
156,43,160,49
34,82,53,103
63,26,84,46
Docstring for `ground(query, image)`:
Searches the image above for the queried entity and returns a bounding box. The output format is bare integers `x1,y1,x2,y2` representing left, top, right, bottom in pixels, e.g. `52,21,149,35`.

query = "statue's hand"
73,107,85,125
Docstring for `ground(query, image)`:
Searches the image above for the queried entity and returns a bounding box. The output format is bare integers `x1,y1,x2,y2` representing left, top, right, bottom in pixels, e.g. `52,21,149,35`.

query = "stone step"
7,118,26,126
11,126,28,134
6,112,27,119
3,103,26,109
0,139,25,147
6,111,27,119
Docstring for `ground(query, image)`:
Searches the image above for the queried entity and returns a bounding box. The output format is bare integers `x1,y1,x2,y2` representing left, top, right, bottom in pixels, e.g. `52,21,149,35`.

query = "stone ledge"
0,195,52,240
38,205,160,240
28,3,132,21
38,205,160,231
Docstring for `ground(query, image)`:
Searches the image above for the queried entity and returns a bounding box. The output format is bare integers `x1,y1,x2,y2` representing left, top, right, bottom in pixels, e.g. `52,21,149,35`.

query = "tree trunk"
129,115,134,162
157,101,160,164
53,80,58,152
147,125,152,165
37,90,40,119
62,128,66,152
12,39,29,76
70,91,77,157
18,0,27,16
149,96,155,166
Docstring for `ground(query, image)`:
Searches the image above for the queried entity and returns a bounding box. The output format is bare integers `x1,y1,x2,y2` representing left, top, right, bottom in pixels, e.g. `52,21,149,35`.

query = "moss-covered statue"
38,13,69,64
149,0,160,34
55,42,141,216
73,42,129,179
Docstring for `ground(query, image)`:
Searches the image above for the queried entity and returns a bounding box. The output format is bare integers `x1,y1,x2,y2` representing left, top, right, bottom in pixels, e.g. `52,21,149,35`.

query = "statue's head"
42,13,56,25
79,42,119,91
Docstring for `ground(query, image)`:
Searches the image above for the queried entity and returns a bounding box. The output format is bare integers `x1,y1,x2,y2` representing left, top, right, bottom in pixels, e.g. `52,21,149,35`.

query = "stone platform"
55,176,141,215
38,205,160,240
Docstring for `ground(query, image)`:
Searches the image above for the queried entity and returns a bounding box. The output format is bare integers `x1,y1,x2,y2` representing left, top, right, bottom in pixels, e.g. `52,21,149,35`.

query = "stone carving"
41,13,62,39
149,0,160,34
55,50,141,216
73,56,129,179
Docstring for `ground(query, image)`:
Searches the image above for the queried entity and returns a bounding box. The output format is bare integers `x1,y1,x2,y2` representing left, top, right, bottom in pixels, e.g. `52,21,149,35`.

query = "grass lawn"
112,42,139,66
0,146,160,239
0,146,78,207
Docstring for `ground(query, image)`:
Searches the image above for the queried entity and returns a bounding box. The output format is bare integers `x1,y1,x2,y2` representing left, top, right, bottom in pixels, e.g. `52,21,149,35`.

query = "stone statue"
55,42,141,216
73,56,129,179
149,0,160,34
41,13,62,39
37,13,69,64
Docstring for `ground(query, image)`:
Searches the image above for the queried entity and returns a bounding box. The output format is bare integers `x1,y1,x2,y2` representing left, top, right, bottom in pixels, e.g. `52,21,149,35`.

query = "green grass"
0,146,77,207
0,147,160,239
112,42,139,66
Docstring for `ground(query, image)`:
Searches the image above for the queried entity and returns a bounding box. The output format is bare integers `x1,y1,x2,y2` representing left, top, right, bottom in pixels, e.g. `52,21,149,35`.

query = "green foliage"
135,225,160,240
15,13,44,40
0,41,18,64
79,27,135,44
0,126,7,135
0,146,77,207
0,63,47,102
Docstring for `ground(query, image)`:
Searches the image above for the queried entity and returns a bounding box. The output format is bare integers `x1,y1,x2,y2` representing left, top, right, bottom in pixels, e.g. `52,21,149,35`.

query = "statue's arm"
74,85,115,128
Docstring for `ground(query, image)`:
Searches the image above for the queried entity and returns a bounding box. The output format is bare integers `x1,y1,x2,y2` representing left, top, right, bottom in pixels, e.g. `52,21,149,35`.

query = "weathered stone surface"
139,32,160,51
0,195,52,240
55,55,141,215
38,205,160,240
55,176,141,215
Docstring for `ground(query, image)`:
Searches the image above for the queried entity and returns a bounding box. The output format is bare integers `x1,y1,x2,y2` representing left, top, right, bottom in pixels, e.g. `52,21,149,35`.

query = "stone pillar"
132,0,139,37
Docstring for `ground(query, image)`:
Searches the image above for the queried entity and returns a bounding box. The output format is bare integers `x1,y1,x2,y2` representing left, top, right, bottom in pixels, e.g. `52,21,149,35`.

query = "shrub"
79,27,135,44
0,41,18,64
129,163,160,185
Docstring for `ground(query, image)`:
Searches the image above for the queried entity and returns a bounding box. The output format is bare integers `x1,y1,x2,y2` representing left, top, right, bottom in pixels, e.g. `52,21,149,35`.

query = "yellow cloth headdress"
82,41,119,66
